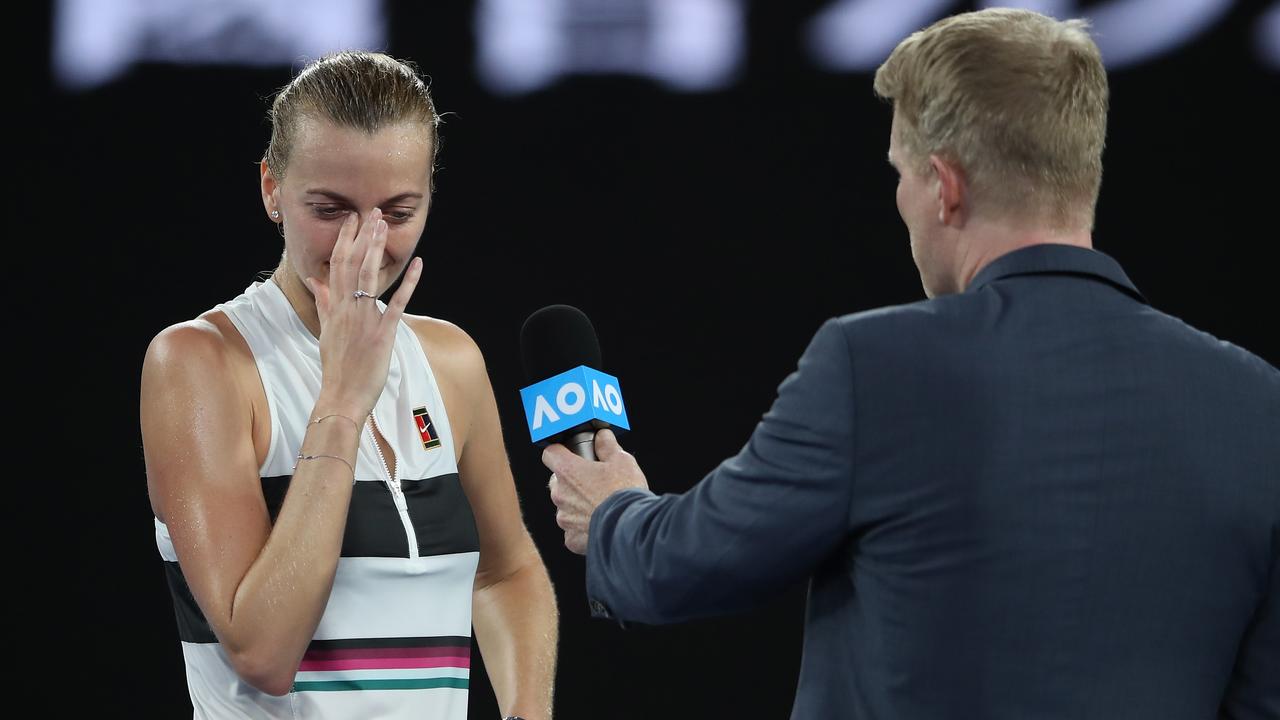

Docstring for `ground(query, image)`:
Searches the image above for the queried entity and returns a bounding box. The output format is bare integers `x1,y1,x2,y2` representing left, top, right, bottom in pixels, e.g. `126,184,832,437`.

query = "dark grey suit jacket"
586,245,1278,719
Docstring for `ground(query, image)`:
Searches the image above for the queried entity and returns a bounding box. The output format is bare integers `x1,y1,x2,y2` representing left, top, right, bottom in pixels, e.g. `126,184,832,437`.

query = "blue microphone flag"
519,365,630,444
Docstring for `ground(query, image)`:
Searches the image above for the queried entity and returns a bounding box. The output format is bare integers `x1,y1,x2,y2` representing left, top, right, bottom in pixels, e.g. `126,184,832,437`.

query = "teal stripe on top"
293,677,470,692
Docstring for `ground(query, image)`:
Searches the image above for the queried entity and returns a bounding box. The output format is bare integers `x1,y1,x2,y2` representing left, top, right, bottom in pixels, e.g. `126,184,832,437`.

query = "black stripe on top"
307,636,472,651
164,561,217,644
261,473,480,559
162,474,478,643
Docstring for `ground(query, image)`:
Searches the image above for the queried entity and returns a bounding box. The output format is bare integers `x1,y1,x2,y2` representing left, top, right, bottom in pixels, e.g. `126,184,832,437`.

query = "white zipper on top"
367,411,420,560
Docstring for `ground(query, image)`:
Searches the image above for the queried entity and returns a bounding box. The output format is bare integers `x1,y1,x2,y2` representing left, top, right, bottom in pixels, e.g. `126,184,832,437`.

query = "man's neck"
954,219,1093,293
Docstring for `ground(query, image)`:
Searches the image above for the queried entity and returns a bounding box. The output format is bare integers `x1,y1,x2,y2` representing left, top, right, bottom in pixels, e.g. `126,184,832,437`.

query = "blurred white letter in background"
808,0,1240,71
54,0,385,90
476,0,745,94
1261,2,1280,69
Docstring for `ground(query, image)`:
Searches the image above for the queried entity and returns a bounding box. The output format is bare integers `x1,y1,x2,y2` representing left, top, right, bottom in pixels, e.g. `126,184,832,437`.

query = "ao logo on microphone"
520,366,630,444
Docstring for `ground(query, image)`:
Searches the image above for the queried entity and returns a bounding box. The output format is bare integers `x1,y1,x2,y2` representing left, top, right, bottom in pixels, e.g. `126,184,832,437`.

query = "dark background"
38,1,1276,717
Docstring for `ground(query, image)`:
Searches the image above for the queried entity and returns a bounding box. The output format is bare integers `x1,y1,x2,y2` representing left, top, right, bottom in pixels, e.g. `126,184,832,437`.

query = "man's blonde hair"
874,8,1108,230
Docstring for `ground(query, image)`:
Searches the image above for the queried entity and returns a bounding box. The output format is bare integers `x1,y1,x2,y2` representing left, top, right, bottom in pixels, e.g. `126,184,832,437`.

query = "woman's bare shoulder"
144,309,253,376
402,314,486,375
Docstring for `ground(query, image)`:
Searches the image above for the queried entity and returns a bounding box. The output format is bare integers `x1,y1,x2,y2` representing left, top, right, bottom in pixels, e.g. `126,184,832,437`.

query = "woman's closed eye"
310,205,350,220
309,205,414,222
382,209,415,222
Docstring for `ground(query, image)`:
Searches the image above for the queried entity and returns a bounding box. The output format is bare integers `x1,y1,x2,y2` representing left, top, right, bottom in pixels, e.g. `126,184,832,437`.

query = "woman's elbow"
227,647,297,697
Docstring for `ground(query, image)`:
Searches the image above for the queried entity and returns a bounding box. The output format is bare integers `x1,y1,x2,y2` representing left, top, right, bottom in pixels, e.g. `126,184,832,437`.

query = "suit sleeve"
584,319,857,625
1219,534,1279,720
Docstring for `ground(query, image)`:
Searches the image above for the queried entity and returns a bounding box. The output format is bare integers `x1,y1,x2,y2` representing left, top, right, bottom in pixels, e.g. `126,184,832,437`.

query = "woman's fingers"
328,212,359,296
383,257,423,329
305,276,330,323
334,209,379,298
358,218,388,297
343,209,379,297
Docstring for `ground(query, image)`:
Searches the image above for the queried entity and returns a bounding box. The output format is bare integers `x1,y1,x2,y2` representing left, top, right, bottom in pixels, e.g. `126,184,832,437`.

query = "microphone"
519,305,630,461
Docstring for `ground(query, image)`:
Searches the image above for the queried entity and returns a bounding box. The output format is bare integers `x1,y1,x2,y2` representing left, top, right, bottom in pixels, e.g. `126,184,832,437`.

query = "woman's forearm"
473,560,560,720
221,412,359,694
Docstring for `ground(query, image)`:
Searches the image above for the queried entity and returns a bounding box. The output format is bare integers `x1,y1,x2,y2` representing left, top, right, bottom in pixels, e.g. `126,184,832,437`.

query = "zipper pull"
387,478,408,511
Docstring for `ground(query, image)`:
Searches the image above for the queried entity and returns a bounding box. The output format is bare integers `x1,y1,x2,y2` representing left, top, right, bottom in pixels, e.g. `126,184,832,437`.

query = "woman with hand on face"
140,52,557,720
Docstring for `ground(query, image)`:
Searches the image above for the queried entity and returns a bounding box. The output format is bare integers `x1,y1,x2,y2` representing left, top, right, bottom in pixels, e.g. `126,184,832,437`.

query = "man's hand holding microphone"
518,305,649,555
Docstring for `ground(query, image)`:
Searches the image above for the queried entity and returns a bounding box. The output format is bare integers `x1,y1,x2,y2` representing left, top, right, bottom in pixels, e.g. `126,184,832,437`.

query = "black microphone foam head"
520,304,602,382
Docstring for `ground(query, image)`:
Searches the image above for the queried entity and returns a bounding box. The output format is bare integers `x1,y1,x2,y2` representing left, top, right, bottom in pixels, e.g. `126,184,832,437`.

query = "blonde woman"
142,52,556,720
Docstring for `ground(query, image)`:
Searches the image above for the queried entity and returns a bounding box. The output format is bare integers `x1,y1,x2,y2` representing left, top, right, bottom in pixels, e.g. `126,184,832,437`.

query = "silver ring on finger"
352,290,376,300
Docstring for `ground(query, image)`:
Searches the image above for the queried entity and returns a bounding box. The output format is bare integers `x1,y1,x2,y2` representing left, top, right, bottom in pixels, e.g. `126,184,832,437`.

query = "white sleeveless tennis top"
154,279,480,719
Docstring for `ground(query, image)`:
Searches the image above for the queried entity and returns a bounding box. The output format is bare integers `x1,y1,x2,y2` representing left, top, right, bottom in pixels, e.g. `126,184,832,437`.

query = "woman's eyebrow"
304,188,425,204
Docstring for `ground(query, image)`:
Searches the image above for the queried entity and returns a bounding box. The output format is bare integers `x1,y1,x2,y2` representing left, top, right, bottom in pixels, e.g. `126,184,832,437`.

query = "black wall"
41,2,1276,716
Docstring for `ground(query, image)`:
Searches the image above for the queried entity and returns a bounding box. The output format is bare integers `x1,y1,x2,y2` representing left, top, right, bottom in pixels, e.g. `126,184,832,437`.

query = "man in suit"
542,8,1278,719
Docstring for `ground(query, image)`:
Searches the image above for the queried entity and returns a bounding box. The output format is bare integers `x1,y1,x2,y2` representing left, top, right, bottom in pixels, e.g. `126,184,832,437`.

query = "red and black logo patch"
412,406,443,451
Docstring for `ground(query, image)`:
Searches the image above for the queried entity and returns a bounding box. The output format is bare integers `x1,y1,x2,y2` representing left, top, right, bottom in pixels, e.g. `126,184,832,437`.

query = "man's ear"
930,154,968,229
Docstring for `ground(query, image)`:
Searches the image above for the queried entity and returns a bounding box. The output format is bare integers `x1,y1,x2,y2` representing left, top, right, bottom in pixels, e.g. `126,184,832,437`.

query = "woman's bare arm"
143,210,423,695
142,319,360,695
411,318,559,719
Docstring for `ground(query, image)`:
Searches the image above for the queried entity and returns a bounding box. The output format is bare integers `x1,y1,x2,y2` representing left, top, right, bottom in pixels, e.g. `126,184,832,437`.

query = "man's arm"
1219,542,1279,720
582,319,858,625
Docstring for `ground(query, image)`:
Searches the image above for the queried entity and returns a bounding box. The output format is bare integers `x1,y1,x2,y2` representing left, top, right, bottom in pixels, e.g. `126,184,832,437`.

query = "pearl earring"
271,210,280,219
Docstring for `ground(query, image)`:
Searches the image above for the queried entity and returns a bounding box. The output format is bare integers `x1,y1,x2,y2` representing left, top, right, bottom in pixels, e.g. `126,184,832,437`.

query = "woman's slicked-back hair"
263,51,442,183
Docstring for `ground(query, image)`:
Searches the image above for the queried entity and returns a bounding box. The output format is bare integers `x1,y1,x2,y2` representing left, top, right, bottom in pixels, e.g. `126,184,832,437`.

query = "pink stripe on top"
298,656,472,672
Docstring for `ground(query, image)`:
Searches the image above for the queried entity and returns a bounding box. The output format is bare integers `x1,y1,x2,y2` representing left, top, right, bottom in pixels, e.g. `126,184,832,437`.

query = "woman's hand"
304,208,423,419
